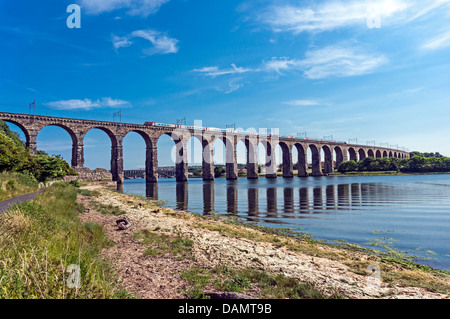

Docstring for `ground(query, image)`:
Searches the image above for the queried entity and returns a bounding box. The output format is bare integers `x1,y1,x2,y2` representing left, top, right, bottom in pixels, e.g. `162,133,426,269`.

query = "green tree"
214,166,226,178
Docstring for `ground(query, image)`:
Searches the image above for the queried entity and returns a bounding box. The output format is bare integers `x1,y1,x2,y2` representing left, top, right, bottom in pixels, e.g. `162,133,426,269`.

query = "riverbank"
78,182,449,299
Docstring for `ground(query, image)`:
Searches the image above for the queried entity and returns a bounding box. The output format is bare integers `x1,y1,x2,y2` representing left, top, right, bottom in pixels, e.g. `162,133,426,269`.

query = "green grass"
179,265,343,299
0,182,132,299
134,229,194,261
88,201,127,216
0,172,39,201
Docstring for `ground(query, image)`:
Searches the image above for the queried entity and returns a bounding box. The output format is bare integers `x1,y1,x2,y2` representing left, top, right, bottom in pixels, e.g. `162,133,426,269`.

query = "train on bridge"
143,122,347,144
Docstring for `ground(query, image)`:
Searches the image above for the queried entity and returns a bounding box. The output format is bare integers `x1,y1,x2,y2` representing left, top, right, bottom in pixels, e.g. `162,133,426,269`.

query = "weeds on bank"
180,265,344,299
134,229,194,261
0,182,131,299
0,172,39,201
88,201,126,216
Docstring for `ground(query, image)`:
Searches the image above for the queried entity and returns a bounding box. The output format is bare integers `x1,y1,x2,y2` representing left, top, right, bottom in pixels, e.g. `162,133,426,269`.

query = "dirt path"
78,184,450,299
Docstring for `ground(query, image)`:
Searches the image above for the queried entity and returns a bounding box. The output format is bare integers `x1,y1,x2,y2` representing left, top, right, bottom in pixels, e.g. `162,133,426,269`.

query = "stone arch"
367,149,375,158
383,150,388,158
155,131,188,182
376,150,382,159
334,146,344,169
1,119,31,148
81,126,121,182
348,147,357,162
358,148,366,161
123,129,156,182
389,151,393,158
37,123,80,167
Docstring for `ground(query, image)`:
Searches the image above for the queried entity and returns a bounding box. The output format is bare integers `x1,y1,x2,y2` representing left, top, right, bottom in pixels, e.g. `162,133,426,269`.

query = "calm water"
122,174,450,270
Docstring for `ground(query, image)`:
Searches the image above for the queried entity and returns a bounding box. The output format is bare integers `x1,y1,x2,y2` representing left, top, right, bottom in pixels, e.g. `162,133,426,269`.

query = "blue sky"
1,0,450,169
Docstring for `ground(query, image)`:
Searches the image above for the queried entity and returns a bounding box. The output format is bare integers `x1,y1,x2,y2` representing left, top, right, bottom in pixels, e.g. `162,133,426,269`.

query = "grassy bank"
0,172,39,201
0,182,131,299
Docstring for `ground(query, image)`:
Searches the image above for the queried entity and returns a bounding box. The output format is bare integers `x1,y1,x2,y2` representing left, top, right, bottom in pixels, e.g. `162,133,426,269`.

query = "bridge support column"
146,146,158,183
111,138,124,184
246,139,258,179
226,139,238,180
175,140,188,182
202,141,214,181
282,147,294,178
265,143,277,179
311,145,323,177
27,132,38,155
72,142,84,168
296,145,308,177
323,147,333,175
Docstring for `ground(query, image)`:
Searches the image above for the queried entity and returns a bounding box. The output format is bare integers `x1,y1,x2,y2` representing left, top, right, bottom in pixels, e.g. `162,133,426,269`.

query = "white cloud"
283,99,321,106
112,29,179,55
260,0,410,34
263,57,298,74
45,98,130,110
78,0,169,17
256,0,450,34
262,44,387,79
422,30,450,50
298,45,388,79
193,64,254,77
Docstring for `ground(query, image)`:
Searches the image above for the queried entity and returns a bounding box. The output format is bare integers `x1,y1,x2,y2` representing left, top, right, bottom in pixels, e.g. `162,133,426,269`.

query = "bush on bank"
0,120,76,184
337,153,450,174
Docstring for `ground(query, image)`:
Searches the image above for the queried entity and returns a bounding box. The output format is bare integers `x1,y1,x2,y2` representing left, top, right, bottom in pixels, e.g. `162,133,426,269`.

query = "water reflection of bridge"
140,182,391,220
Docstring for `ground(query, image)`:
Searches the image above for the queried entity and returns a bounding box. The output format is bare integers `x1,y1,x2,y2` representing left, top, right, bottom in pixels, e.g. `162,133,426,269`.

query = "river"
122,174,450,271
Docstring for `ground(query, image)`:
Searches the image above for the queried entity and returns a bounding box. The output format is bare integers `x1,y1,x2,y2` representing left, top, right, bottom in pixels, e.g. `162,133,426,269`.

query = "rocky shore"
77,183,450,299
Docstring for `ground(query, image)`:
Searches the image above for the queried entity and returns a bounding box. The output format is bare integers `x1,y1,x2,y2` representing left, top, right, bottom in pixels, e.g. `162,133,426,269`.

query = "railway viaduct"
0,112,410,184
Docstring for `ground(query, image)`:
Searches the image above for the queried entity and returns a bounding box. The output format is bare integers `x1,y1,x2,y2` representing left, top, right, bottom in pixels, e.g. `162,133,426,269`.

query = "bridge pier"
72,142,85,168
146,146,158,183
310,145,323,177
111,142,124,184
246,138,258,179
226,138,238,180
27,132,38,155
296,144,308,177
175,140,188,182
282,146,294,178
202,141,214,181
265,143,277,179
